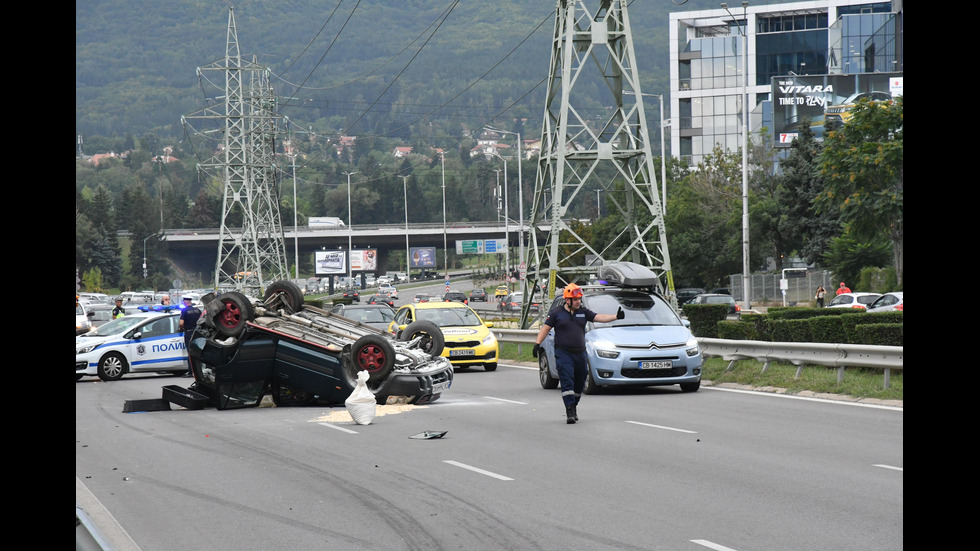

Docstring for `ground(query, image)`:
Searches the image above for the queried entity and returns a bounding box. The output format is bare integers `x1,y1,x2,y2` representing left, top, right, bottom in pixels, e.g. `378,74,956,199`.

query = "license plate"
639,360,672,369
449,349,475,357
432,381,450,393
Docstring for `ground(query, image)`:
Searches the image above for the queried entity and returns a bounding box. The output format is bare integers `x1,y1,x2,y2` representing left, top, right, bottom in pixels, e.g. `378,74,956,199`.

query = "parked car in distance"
76,301,93,335
443,291,468,304
538,262,703,394
365,293,396,309
710,287,730,295
342,289,360,303
387,301,498,371
826,292,881,309
378,284,398,299
85,303,116,330
675,287,706,306
468,288,488,302
329,303,397,331
686,293,740,315
498,291,541,313
866,292,903,313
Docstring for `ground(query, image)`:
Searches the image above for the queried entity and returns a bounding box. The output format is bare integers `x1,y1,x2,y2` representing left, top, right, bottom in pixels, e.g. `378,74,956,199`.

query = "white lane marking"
873,464,903,472
443,460,514,481
318,422,358,434
691,540,738,550
704,386,903,411
483,396,528,404
626,420,698,434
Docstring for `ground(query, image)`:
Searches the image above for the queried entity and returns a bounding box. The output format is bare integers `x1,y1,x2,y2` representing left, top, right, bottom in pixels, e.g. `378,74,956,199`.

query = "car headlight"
593,341,620,359
686,337,700,357
77,344,99,354
482,333,496,346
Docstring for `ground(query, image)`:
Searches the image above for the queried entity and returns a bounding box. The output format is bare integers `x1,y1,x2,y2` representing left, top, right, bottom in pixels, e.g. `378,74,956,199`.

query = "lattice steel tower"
185,7,289,294
523,0,675,320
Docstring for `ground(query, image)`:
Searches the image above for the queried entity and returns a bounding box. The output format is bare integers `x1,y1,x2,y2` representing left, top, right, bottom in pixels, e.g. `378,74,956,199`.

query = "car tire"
76,374,84,382
680,380,701,393
484,363,497,372
399,320,445,357
583,369,601,395
351,334,396,383
265,280,304,312
538,354,559,389
213,292,255,338
97,353,127,382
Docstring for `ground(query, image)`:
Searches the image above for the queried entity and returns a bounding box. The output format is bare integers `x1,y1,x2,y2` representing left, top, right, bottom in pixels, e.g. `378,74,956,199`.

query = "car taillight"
895,304,903,311
735,304,741,312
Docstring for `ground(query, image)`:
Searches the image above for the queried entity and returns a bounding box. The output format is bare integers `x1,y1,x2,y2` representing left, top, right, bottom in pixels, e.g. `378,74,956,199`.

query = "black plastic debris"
409,431,448,439
122,399,172,413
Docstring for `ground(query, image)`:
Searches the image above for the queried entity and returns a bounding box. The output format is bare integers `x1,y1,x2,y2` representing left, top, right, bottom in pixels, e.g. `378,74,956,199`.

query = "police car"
75,306,189,382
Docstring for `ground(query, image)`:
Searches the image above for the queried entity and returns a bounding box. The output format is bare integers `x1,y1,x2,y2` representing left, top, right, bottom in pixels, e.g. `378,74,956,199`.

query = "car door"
130,315,186,372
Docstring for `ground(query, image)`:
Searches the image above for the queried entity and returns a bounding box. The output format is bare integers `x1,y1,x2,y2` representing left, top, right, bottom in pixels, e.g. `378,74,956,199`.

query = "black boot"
566,405,577,424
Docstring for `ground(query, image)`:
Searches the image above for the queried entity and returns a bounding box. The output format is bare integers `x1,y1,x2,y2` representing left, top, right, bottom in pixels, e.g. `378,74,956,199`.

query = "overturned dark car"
186,281,453,410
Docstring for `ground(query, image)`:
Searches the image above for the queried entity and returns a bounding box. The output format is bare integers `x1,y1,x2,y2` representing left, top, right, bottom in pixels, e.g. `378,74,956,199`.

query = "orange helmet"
563,283,583,299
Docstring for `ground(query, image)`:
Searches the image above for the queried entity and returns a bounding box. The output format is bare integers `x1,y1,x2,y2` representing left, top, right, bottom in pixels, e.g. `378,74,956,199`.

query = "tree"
775,124,840,265
817,95,903,285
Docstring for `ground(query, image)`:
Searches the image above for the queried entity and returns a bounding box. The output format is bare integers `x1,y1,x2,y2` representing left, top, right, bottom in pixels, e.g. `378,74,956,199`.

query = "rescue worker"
531,283,624,424
111,298,126,319
179,297,203,377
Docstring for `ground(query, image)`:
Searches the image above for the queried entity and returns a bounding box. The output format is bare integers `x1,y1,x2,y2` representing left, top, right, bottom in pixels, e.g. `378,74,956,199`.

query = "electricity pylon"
522,0,676,325
184,7,289,294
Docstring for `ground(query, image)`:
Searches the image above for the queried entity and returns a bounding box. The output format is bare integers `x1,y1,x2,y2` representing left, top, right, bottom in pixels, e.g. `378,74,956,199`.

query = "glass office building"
668,0,902,166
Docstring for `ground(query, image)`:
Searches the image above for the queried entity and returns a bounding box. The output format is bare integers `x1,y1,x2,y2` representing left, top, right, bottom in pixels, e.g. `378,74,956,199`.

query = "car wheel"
399,320,445,357
680,380,701,393
97,353,127,382
538,354,559,389
583,369,601,395
484,363,497,372
351,334,396,383
75,374,84,382
213,292,255,338
265,280,305,312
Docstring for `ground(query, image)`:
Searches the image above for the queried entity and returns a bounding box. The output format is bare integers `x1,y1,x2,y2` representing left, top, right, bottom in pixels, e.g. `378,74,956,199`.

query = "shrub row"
706,307,902,346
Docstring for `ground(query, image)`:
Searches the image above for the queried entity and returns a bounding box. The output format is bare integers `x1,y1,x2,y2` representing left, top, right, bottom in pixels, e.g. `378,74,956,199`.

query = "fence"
727,270,835,306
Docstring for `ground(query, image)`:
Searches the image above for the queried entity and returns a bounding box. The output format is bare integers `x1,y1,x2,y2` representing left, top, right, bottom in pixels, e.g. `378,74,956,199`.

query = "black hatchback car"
686,293,740,315
186,281,453,409
468,288,488,302
443,291,468,304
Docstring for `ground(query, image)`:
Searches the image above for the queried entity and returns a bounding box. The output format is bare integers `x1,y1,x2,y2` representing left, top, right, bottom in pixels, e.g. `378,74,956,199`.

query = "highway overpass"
162,220,549,279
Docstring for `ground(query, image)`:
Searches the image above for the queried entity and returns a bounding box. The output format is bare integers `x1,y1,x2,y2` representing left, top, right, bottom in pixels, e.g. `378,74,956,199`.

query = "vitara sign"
771,72,901,147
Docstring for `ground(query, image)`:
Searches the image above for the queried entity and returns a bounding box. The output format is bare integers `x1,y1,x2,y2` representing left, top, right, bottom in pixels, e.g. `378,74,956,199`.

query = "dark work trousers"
555,348,588,407
183,332,195,375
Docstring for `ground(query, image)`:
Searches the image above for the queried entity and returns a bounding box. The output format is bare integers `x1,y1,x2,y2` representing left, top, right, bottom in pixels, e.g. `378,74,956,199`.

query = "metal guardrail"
490,330,903,389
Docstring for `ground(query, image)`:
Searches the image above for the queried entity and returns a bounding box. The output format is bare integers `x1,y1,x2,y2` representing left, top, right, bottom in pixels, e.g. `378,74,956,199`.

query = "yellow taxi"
494,285,510,299
387,301,499,371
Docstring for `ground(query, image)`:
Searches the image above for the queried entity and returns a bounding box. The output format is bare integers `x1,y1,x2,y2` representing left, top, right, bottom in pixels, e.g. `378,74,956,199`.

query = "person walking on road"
836,281,851,295
815,286,826,308
531,283,624,424
179,297,203,378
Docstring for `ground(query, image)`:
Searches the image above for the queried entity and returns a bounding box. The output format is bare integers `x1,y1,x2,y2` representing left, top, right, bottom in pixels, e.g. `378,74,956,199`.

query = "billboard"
351,249,377,272
772,73,902,147
410,247,436,268
455,239,508,255
314,250,347,276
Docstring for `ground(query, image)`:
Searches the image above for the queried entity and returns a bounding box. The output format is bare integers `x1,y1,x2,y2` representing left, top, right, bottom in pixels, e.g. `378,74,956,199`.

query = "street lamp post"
400,175,410,277
618,92,669,213
292,150,299,280
440,152,448,284
492,155,510,289
722,1,751,311
344,171,357,288
486,126,524,269
142,232,158,280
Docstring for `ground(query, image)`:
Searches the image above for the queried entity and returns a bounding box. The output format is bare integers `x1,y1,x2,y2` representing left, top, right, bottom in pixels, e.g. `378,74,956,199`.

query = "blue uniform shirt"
544,305,597,351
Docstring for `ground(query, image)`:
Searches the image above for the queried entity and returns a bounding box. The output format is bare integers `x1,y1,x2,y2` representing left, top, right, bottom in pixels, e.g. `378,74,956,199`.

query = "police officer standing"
111,298,126,319
532,283,624,424
179,297,203,378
